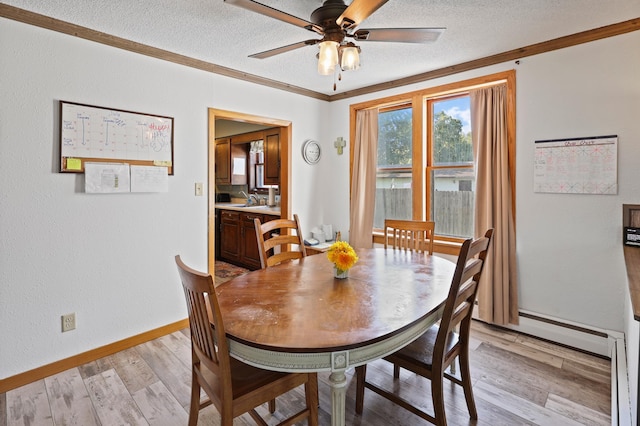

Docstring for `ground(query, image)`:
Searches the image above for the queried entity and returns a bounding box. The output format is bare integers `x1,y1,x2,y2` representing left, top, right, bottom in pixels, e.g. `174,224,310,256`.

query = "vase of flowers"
327,241,358,279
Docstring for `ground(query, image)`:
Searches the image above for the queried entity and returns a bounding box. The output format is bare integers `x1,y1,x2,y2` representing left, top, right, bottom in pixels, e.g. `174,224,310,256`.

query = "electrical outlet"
61,313,76,332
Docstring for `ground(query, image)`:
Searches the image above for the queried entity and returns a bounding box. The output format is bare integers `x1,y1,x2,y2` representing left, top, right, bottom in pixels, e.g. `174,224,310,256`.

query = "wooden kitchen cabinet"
215,138,230,184
220,210,240,263
264,129,280,185
240,212,263,270
219,209,280,270
215,138,248,185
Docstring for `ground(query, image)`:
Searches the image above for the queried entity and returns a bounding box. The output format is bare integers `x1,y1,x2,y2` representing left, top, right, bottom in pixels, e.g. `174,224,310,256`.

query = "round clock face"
302,139,321,164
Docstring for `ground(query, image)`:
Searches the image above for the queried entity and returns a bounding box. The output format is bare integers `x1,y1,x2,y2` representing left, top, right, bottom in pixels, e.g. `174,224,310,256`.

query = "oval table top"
216,248,455,353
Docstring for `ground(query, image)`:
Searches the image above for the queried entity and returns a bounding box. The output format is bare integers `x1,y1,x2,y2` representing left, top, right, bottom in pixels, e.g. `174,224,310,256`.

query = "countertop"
624,245,640,321
215,203,280,216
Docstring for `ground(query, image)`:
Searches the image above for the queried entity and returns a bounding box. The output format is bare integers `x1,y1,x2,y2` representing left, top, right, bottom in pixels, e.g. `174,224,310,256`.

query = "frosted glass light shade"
318,41,339,75
340,45,360,71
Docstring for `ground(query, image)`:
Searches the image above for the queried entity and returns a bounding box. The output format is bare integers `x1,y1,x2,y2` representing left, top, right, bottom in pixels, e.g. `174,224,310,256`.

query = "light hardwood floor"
1,320,610,426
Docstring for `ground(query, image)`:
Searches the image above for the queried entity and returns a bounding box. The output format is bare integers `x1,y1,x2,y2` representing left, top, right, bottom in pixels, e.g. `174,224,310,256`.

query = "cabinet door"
215,209,221,259
215,138,231,184
220,211,240,262
230,143,248,185
240,212,263,270
264,130,280,185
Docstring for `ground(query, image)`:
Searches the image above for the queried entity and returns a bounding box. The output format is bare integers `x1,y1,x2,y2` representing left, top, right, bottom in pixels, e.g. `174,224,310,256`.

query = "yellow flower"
327,241,358,273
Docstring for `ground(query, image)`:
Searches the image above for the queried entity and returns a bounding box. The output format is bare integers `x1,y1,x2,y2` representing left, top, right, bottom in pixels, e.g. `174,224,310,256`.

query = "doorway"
207,108,292,273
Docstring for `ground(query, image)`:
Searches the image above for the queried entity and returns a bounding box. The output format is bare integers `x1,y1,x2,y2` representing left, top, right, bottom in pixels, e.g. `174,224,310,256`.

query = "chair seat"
231,358,290,395
386,325,458,368
200,357,301,401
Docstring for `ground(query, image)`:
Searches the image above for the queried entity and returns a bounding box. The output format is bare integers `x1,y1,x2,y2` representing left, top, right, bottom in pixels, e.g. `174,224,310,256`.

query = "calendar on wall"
533,135,617,195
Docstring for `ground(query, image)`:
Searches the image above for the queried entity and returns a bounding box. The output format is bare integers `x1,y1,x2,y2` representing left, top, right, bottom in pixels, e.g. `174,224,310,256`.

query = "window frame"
349,70,516,255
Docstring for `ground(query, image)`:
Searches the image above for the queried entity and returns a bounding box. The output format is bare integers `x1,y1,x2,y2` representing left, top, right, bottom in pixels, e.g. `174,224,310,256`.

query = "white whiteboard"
60,101,173,173
533,135,617,194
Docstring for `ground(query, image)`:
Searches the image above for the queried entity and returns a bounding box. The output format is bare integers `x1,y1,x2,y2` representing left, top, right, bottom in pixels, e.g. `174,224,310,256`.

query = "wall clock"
302,139,321,164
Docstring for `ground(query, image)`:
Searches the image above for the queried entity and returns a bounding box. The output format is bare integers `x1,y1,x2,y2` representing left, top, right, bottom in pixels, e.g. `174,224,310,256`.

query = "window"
373,96,474,238
249,140,275,192
251,140,266,189
351,70,515,251
374,105,413,229
429,95,475,238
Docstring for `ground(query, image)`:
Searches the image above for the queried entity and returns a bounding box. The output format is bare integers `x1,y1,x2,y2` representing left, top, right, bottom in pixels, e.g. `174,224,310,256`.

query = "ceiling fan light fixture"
317,40,339,75
340,43,360,71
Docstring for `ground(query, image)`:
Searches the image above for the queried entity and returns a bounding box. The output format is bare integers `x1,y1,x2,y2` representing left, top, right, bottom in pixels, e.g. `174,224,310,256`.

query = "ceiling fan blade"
249,39,320,59
224,0,323,34
353,27,445,43
336,0,389,30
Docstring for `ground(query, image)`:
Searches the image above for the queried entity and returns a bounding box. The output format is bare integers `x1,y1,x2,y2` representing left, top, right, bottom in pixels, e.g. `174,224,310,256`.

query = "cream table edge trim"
226,305,444,373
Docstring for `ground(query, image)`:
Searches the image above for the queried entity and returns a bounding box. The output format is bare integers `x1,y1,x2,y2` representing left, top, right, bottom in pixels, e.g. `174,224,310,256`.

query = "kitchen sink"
227,204,272,209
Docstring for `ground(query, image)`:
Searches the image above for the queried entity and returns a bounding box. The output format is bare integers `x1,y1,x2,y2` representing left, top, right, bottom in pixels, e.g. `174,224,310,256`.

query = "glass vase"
333,266,348,279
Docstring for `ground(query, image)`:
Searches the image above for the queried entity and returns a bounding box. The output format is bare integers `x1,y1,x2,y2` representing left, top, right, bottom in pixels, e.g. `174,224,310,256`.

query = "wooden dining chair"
175,255,318,426
355,229,494,426
254,214,307,269
384,219,436,254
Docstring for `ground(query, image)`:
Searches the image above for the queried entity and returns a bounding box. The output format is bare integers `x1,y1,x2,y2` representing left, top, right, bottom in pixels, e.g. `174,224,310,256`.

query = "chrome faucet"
248,194,259,205
239,191,259,206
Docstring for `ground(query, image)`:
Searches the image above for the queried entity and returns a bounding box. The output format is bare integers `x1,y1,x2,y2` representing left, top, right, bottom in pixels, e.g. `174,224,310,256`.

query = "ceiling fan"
224,0,445,79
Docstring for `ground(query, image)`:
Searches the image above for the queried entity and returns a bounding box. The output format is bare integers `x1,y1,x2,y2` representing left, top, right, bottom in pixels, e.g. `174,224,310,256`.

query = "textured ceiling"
3,0,640,96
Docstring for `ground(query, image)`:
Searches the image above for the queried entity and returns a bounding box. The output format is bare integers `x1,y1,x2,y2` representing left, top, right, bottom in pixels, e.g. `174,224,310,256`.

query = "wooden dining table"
216,247,456,426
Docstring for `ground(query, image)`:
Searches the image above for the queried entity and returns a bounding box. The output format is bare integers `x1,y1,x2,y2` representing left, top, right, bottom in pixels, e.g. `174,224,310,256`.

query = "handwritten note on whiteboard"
60,101,173,173
533,135,617,195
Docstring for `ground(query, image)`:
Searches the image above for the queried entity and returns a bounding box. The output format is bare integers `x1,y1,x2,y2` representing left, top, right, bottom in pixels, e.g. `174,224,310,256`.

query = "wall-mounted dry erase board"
59,101,174,174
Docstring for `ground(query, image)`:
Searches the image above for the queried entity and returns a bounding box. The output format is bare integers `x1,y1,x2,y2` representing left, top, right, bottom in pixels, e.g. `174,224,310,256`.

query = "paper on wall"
85,162,130,193
131,165,168,192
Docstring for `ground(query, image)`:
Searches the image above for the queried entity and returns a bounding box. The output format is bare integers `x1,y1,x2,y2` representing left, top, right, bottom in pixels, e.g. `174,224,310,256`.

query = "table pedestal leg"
328,370,347,426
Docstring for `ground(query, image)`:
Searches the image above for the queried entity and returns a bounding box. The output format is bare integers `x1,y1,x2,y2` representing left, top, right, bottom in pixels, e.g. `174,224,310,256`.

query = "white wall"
2,16,640,380
327,31,640,333
0,18,326,379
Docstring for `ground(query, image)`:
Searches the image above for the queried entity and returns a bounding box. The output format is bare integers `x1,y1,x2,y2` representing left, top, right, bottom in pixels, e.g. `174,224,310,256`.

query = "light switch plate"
195,182,203,196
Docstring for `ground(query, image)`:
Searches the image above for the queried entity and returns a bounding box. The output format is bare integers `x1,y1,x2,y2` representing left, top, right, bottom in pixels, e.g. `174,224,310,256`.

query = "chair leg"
188,371,200,426
268,399,276,413
458,351,478,419
431,373,447,426
393,364,400,379
306,373,319,426
220,410,234,426
355,365,366,414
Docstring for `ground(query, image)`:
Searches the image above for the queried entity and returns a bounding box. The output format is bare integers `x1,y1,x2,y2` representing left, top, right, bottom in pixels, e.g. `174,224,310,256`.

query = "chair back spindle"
384,219,435,254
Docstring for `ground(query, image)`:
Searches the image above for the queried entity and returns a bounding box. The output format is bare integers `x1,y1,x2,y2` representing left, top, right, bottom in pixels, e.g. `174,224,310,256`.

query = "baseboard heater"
498,310,631,425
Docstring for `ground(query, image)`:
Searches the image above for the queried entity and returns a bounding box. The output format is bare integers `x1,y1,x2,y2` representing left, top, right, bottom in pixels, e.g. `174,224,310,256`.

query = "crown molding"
1,4,638,102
